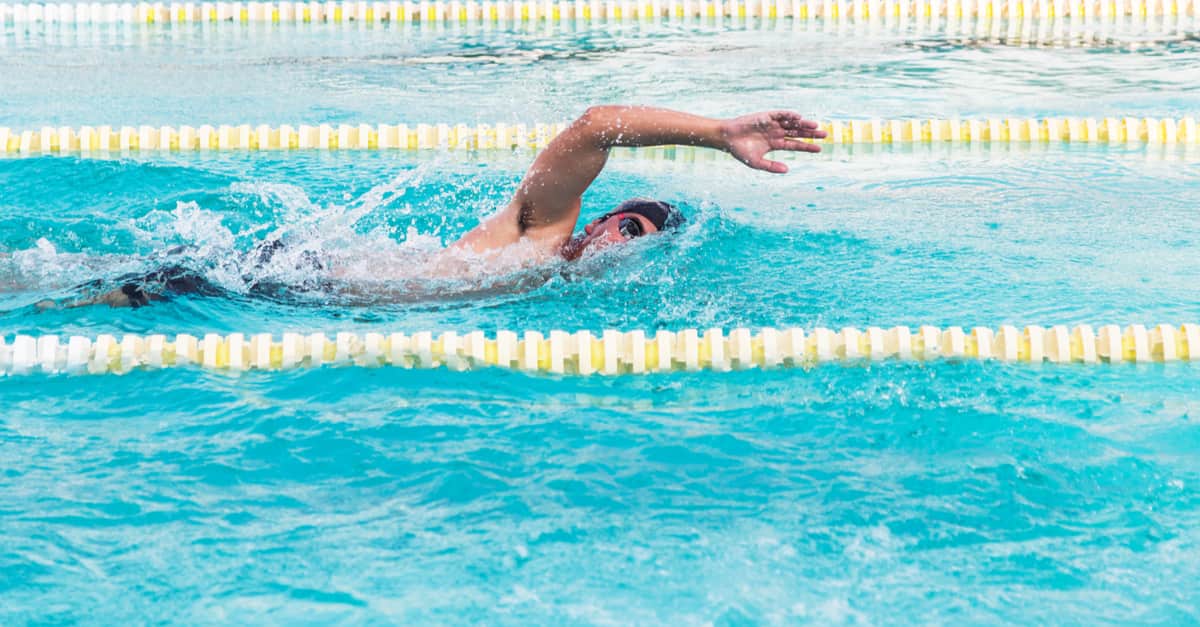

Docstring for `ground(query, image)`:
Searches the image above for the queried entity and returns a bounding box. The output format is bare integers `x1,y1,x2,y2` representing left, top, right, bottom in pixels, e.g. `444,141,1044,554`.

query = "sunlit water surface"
2,20,1200,625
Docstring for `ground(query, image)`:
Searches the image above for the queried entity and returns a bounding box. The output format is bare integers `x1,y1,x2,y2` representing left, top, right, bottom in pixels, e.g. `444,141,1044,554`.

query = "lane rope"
2,324,1197,376
5,24,1196,47
1,117,1198,157
0,0,1195,26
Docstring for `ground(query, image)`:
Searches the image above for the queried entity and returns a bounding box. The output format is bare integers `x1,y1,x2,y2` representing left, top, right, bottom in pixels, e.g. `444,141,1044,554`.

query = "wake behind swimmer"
43,105,827,308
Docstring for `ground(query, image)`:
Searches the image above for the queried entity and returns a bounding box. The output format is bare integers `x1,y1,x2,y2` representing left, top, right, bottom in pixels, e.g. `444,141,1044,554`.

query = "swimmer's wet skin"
75,105,827,308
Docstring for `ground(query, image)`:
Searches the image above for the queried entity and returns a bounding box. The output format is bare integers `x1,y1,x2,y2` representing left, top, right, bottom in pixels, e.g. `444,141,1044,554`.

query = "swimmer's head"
567,199,685,260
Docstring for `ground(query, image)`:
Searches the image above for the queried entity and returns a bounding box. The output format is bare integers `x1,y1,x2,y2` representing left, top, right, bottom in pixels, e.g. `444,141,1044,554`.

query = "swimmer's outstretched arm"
451,106,827,254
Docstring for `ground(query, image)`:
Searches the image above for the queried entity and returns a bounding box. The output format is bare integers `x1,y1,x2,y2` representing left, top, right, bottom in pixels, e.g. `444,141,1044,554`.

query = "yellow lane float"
1,117,1197,157
0,0,1195,25
2,324,1197,376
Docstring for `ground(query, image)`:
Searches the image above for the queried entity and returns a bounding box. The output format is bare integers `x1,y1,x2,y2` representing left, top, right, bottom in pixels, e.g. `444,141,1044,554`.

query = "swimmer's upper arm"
457,105,774,253
506,107,614,239
506,106,731,237
449,108,612,254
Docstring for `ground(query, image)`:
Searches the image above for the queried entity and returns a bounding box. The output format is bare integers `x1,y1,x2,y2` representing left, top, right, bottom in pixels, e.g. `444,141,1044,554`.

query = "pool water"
3,17,1200,624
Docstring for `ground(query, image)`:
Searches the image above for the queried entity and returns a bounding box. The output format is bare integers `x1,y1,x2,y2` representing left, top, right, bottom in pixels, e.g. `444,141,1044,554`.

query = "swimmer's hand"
720,111,827,174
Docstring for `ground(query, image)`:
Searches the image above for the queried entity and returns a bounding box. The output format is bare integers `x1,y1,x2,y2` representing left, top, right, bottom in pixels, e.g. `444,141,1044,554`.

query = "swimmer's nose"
584,220,626,250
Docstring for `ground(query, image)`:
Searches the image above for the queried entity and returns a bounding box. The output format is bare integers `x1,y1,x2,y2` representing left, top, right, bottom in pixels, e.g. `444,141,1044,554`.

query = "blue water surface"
2,19,1200,625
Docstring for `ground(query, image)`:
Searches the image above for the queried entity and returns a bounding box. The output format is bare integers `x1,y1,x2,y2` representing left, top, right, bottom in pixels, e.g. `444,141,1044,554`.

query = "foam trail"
0,239,140,291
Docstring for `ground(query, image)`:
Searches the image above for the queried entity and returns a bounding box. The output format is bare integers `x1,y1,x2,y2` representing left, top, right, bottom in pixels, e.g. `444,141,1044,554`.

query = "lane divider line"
2,324,1197,375
5,22,1196,46
0,0,1195,26
1,117,1197,156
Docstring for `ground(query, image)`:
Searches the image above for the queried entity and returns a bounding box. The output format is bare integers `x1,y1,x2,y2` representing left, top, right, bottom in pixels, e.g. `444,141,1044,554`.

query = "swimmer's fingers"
745,155,790,174
771,136,823,153
781,122,827,140
744,139,820,172
768,111,809,127
785,127,828,139
771,112,825,134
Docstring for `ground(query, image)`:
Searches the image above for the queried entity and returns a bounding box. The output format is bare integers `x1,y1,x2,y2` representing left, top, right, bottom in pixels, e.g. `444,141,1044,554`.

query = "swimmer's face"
577,212,660,257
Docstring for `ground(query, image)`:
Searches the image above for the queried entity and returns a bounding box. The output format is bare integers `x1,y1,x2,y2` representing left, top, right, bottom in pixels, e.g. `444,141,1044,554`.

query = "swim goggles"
618,215,645,239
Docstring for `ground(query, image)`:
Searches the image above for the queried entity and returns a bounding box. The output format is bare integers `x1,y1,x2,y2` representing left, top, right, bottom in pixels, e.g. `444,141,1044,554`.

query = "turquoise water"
4,24,1200,127
4,20,1200,624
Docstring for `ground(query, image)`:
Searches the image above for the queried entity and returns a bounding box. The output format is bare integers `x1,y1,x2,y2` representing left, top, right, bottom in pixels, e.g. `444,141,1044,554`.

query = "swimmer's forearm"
577,106,729,152
499,105,820,238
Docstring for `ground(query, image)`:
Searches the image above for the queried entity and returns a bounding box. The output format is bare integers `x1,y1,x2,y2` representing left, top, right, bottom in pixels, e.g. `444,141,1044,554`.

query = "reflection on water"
2,355,1198,622
1,23,1198,127
3,15,1200,624
1,145,1197,334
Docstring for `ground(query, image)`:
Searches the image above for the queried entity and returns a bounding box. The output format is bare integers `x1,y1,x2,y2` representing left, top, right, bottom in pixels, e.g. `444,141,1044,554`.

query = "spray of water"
2,158,718,310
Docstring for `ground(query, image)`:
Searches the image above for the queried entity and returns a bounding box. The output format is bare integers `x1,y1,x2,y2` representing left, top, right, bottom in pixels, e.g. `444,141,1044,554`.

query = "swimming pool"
3,12,1200,623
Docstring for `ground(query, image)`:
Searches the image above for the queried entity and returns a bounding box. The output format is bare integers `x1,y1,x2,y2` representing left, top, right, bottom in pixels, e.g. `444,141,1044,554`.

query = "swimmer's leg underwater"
44,239,319,309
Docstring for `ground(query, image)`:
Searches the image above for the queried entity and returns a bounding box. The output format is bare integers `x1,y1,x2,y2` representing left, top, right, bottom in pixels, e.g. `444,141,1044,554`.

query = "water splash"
0,238,138,296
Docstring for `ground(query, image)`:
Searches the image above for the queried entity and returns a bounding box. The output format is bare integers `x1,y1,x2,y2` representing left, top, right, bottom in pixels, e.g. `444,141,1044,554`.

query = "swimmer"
450,105,826,261
64,105,827,307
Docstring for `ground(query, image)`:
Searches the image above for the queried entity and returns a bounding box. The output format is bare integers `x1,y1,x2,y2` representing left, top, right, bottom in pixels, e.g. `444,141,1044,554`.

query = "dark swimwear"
102,239,325,307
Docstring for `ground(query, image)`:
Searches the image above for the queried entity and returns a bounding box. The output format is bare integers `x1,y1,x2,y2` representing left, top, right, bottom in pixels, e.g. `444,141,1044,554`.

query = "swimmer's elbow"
578,105,617,125
575,106,625,145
